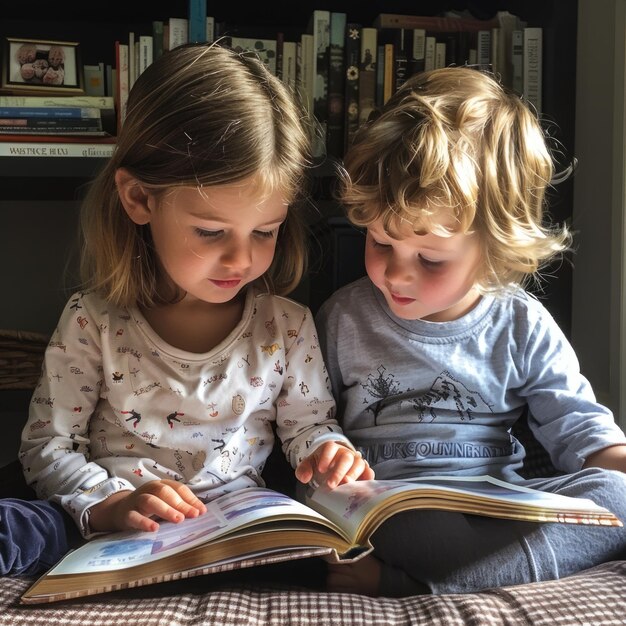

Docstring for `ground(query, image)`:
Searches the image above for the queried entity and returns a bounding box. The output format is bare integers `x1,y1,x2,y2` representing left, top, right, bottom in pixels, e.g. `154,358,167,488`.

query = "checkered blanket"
1,560,624,625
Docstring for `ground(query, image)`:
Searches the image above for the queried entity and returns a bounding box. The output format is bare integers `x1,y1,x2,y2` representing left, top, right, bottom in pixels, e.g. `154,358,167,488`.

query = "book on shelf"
168,17,189,50
188,0,208,43
0,117,103,131
115,41,129,133
0,139,115,157
20,475,621,605
409,28,426,76
343,22,361,150
138,35,154,76
298,33,315,120
424,35,436,71
358,27,377,126
308,9,331,157
83,64,106,97
152,20,165,59
511,29,524,94
281,41,297,91
0,106,101,119
374,13,499,32
326,11,346,158
523,27,543,113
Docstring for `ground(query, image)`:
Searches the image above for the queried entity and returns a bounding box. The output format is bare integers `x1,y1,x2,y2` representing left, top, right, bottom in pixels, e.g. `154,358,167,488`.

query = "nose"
221,236,253,271
384,252,413,284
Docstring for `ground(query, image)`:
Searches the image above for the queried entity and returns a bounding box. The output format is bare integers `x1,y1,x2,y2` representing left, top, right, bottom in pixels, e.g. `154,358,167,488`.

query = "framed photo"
1,37,84,95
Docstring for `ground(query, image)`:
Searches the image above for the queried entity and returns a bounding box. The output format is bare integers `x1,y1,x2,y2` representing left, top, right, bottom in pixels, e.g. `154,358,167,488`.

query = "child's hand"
88,479,207,533
295,441,375,489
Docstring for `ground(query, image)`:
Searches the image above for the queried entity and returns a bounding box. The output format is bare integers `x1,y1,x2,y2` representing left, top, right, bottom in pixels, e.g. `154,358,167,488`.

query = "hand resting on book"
296,441,374,489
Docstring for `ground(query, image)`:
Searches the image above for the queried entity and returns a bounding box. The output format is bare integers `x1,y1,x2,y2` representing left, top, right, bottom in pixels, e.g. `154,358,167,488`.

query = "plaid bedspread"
1,560,624,625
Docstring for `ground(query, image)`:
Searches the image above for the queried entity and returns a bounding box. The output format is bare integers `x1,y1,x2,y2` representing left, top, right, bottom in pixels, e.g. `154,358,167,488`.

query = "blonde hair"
80,43,312,307
341,66,572,291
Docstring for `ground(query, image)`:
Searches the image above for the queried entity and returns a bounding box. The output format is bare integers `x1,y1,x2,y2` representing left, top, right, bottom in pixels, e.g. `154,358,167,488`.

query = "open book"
21,475,622,604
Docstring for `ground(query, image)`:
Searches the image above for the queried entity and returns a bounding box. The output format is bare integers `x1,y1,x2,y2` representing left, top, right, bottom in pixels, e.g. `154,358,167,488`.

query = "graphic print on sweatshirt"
362,367,494,424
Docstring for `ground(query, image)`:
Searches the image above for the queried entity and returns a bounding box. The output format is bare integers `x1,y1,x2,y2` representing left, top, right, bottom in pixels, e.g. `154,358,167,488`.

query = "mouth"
210,278,242,289
390,292,415,305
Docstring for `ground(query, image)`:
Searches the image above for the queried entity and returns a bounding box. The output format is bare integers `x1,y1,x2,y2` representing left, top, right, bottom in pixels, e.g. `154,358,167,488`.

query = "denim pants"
0,498,73,576
371,468,626,596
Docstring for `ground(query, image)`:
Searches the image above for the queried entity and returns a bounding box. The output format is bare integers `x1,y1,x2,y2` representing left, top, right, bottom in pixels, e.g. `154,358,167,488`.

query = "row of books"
106,8,542,157
0,7,543,160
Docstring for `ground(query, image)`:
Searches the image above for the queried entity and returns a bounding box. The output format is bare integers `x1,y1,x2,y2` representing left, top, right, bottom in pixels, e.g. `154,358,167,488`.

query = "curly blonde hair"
340,66,571,291
80,43,312,307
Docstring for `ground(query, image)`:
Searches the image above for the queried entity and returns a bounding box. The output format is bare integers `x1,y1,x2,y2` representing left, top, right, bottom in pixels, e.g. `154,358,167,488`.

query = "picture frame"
1,37,84,95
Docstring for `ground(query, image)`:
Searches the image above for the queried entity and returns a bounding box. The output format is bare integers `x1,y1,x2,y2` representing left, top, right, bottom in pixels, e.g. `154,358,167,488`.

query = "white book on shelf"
424,36,436,71
168,18,189,50
523,27,542,113
511,29,523,94
0,142,115,157
206,16,215,44
282,41,297,90
434,42,446,69
477,30,491,67
139,35,154,75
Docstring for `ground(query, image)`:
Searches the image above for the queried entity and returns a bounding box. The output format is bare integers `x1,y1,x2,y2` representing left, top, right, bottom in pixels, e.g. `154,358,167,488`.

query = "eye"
194,228,222,238
419,255,445,268
253,228,279,239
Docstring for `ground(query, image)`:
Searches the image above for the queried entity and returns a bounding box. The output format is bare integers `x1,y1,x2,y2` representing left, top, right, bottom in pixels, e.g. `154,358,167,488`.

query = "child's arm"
274,305,364,485
88,479,207,533
583,444,626,473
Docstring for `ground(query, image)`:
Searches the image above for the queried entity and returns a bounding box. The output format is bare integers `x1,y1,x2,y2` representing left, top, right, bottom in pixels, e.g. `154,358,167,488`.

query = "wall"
572,0,626,428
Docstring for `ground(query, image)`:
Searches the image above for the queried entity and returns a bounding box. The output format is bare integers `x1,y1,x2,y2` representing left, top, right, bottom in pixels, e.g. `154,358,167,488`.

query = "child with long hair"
9,43,371,575
316,67,626,596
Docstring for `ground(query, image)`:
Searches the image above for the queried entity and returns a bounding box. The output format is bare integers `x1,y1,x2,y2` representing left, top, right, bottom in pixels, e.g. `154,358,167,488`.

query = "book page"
306,475,621,545
50,487,336,575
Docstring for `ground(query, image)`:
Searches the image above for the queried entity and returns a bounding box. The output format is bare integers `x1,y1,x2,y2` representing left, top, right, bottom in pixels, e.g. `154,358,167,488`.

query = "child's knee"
0,498,69,576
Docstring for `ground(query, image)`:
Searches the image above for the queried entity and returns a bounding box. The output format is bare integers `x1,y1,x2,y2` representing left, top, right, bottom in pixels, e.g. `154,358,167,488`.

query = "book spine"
115,41,129,133
139,36,154,75
358,27,377,126
374,13,498,32
434,41,446,69
344,23,361,149
0,96,115,109
511,30,523,94
327,12,346,158
424,36,436,71
477,30,491,68
410,28,426,76
282,41,297,91
0,107,100,118
375,45,385,107
83,64,106,97
0,118,102,129
0,142,115,157
523,27,542,113
188,0,207,43
383,44,394,104
310,10,330,157
206,16,215,44
128,32,136,89
168,18,189,50
152,21,164,59
298,33,314,119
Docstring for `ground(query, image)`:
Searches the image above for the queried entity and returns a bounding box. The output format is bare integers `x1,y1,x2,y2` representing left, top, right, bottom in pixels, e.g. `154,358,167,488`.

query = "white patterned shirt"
21,287,349,537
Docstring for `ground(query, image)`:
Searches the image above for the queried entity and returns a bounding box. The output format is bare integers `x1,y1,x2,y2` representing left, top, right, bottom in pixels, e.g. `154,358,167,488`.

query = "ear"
115,168,152,225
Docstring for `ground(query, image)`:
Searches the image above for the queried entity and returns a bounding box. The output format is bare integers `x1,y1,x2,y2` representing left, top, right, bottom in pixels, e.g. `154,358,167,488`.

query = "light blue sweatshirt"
316,277,626,482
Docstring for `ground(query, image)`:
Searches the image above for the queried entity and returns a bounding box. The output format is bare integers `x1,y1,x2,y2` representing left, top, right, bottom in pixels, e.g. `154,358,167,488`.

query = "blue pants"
0,498,73,577
371,468,626,595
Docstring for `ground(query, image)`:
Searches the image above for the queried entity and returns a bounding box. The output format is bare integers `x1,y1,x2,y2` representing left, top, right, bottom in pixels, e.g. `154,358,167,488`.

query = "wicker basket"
0,329,49,390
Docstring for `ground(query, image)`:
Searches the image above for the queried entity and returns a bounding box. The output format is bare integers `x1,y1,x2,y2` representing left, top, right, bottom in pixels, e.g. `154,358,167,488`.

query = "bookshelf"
0,1,580,462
